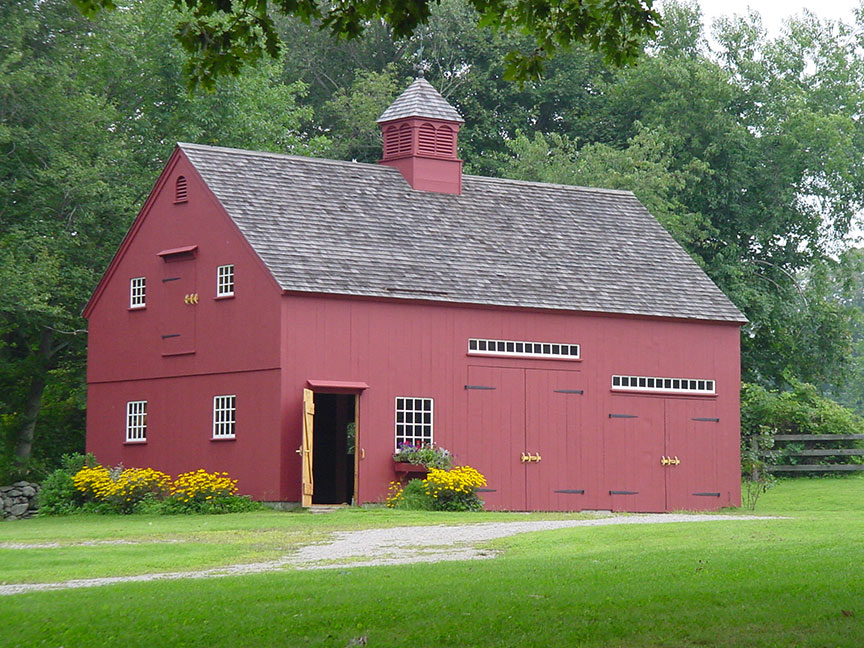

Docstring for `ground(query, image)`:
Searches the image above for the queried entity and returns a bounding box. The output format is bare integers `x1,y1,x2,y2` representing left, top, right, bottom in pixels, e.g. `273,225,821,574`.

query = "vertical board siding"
279,294,741,510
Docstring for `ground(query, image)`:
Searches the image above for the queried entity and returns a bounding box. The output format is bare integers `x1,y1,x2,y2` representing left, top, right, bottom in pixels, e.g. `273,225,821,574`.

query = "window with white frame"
130,277,146,308
213,395,236,438
468,337,580,360
611,375,716,395
216,264,234,297
395,397,433,448
126,400,147,442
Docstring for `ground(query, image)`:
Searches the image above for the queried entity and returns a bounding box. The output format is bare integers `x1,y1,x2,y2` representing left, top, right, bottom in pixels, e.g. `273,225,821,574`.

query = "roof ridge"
463,173,636,197
178,142,381,171
179,142,634,198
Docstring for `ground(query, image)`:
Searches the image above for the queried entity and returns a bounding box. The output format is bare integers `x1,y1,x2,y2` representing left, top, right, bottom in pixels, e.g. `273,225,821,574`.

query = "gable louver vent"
175,176,188,203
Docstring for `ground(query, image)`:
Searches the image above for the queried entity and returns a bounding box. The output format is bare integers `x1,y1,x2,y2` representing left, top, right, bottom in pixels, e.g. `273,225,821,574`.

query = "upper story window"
217,264,235,297
611,375,716,395
395,397,433,448
213,395,236,439
130,277,146,309
175,176,188,203
468,337,580,360
126,400,147,443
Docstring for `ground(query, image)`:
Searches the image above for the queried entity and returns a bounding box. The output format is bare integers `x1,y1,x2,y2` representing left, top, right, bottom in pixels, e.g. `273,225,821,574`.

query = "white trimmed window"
130,277,146,308
213,395,236,438
126,401,147,442
468,337,580,360
395,397,433,448
216,264,234,297
612,375,716,395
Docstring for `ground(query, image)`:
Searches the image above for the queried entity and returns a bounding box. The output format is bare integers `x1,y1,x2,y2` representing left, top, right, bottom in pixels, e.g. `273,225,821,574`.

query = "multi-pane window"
213,395,236,438
126,400,147,442
217,264,234,297
468,337,580,360
395,397,433,448
130,277,146,308
611,375,716,395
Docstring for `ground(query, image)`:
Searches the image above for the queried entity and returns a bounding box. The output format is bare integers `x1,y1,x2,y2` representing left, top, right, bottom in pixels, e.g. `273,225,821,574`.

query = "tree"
1,0,326,478
72,0,661,89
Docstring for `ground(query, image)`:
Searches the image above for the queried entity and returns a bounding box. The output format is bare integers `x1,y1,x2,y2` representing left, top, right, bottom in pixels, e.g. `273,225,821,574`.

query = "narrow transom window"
213,395,236,438
217,264,234,297
468,338,580,360
175,176,188,203
130,277,146,308
395,397,433,448
126,401,147,442
611,375,716,395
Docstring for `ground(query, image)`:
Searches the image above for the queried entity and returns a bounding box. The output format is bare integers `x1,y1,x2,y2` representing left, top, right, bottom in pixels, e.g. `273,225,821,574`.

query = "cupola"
377,78,464,195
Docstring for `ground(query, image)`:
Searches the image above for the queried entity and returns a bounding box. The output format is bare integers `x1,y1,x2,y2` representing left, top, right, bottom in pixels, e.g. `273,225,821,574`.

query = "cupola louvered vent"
383,126,398,158
436,126,455,156
175,176,188,203
397,124,412,154
418,123,437,155
383,124,415,159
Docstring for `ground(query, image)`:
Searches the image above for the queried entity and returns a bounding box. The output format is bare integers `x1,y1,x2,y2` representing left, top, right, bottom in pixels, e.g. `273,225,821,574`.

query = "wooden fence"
761,434,864,472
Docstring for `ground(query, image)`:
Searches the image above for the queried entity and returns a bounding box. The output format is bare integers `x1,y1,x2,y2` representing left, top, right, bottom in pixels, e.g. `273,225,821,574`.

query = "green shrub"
37,453,100,515
38,469,81,515
385,479,435,510
741,380,864,474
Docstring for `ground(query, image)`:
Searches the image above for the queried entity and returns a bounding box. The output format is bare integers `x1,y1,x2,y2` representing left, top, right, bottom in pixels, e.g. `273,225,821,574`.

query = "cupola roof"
377,78,464,124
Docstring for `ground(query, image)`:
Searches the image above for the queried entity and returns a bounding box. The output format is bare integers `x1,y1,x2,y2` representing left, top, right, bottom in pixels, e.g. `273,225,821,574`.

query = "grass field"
2,477,863,647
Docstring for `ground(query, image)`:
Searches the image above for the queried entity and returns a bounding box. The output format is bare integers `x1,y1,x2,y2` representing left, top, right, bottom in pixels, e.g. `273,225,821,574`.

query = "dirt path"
0,513,775,596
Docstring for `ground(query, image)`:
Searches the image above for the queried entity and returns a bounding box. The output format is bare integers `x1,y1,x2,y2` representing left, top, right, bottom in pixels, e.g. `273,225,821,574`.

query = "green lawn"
2,478,863,647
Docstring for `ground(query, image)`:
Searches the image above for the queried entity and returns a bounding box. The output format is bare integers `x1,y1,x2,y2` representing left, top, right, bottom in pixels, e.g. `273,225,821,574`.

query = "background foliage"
4,0,864,478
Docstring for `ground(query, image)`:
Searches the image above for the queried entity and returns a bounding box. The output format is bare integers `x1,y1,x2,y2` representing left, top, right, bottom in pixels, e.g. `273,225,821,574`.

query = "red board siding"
279,294,741,510
86,369,282,500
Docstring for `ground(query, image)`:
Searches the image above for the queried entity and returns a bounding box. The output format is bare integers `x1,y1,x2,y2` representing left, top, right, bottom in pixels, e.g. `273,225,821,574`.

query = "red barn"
83,79,746,511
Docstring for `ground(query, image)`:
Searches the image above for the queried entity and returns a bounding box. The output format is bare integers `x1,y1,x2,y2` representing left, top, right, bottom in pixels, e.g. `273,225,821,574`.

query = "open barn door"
301,388,315,507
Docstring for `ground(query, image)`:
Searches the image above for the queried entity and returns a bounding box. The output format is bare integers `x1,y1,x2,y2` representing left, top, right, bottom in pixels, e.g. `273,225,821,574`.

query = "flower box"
393,462,429,475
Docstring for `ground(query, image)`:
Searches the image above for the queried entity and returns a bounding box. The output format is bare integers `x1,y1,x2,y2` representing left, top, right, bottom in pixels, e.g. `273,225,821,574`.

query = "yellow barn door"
301,388,315,507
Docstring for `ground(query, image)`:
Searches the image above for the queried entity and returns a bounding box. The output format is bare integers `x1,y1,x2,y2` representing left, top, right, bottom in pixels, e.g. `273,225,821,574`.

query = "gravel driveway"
0,513,774,596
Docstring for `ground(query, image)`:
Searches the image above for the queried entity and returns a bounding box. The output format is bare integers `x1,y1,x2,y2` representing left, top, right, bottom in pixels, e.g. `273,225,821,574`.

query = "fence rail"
758,433,864,473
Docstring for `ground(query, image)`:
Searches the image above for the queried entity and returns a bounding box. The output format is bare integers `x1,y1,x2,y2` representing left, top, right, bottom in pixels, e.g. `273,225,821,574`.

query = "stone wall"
1,481,40,520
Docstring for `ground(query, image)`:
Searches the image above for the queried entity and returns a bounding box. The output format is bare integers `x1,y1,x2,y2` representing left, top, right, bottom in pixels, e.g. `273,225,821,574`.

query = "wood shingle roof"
180,142,746,323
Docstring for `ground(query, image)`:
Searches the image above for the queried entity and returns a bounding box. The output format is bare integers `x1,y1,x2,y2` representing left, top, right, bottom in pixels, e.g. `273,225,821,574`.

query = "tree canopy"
4,0,864,478
71,0,661,88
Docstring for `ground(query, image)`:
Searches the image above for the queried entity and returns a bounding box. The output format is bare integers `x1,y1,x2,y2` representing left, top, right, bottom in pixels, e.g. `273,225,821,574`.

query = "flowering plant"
392,443,453,469
385,465,487,511
67,463,253,514
170,469,238,508
73,465,171,513
422,466,486,511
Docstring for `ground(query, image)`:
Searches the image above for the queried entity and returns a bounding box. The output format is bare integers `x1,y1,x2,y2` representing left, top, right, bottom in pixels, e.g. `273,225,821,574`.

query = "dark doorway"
311,393,356,504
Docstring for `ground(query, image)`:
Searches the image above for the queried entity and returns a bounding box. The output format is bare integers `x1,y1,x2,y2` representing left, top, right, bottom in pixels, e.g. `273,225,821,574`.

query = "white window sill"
211,435,236,441
214,294,235,300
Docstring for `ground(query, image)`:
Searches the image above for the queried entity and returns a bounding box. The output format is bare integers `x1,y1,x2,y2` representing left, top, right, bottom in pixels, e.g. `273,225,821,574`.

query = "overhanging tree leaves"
1,0,327,478
72,0,661,89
